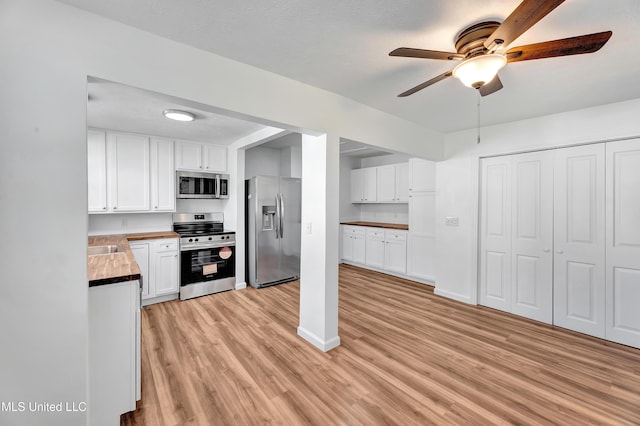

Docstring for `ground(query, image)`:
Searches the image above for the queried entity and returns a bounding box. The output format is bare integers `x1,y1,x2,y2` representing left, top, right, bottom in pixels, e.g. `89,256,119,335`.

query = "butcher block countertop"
88,231,180,287
341,221,409,231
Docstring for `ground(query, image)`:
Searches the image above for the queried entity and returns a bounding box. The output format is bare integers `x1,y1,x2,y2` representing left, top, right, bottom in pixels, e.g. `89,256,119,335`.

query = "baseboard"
340,261,434,286
142,292,178,307
297,326,341,352
235,281,247,290
433,288,472,305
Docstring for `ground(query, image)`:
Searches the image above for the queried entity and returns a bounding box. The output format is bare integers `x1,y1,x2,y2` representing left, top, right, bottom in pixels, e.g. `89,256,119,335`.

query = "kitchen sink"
88,245,124,256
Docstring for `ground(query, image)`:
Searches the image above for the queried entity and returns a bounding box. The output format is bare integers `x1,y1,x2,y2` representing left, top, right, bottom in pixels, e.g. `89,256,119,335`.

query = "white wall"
245,146,282,178
434,98,640,304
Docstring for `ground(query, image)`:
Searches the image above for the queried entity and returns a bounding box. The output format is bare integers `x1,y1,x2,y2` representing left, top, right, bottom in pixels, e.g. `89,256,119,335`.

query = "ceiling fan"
390,0,612,97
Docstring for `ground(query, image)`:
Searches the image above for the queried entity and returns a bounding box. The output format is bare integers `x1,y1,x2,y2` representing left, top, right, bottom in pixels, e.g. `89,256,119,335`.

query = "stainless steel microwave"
176,171,229,199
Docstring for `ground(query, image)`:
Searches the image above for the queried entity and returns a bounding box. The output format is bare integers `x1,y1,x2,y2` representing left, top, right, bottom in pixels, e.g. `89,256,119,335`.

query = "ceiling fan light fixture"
452,54,507,89
162,109,195,122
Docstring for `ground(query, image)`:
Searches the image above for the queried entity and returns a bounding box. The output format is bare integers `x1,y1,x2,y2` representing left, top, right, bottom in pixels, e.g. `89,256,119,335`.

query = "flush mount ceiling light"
452,54,507,89
162,109,195,122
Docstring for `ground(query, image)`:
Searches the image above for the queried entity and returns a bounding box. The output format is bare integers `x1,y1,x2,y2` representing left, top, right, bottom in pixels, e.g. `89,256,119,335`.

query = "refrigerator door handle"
274,194,280,239
279,193,285,239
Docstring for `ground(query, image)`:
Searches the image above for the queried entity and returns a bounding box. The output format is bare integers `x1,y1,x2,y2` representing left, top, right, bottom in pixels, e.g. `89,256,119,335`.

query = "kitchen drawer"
366,228,385,238
153,239,178,252
343,225,366,236
385,230,407,241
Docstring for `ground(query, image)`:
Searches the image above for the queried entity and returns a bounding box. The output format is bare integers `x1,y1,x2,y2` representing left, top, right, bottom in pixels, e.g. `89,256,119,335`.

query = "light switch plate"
445,217,459,226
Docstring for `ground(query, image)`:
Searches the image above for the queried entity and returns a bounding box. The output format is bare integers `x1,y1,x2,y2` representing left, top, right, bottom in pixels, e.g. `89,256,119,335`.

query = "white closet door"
553,144,605,337
510,151,554,323
606,139,640,348
479,156,512,313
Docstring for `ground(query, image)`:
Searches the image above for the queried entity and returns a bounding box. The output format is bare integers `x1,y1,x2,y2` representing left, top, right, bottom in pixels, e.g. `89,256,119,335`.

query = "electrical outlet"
445,216,459,226
305,222,312,234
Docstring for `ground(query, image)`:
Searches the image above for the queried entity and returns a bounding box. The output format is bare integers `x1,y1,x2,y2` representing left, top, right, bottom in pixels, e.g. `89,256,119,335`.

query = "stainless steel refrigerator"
246,176,301,288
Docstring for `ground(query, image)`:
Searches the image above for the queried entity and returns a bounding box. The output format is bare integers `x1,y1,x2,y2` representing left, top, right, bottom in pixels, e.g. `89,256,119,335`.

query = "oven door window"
180,246,235,285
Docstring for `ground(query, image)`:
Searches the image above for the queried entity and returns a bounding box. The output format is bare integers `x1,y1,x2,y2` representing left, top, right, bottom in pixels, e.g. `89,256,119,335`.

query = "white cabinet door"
203,144,227,172
606,139,640,348
129,242,150,299
363,168,377,202
342,227,354,261
479,156,512,313
510,151,553,324
384,230,407,274
107,133,150,212
350,169,364,203
376,165,396,202
175,140,203,171
153,250,179,296
408,192,435,236
396,163,409,202
352,234,366,264
150,137,175,212
554,144,605,337
365,228,385,268
88,130,107,213
407,234,435,281
409,158,435,192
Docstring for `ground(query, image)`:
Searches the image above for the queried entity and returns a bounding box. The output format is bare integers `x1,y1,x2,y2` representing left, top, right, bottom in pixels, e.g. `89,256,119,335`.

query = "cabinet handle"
155,206,158,209
557,249,564,254
543,249,550,253
102,207,106,210
113,206,117,210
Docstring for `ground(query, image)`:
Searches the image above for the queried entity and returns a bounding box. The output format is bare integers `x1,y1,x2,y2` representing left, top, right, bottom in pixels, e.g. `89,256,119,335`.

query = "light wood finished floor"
122,264,640,425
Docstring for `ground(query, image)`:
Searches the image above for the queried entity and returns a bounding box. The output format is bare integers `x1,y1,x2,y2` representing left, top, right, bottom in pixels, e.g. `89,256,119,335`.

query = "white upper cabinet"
408,158,435,192
351,168,377,203
354,164,409,204
107,132,150,212
150,137,175,212
175,140,227,172
203,144,227,173
88,130,177,214
88,130,107,213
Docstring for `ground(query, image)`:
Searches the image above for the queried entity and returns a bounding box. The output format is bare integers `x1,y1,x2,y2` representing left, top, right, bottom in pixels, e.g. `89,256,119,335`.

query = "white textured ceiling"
66,0,640,133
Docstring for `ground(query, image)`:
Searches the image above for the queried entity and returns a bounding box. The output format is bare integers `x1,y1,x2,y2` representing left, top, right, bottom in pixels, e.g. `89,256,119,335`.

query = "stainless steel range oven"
173,212,236,300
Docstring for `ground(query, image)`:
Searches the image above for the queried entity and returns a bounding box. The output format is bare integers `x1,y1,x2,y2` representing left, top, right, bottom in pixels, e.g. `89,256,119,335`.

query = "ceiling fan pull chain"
477,93,481,144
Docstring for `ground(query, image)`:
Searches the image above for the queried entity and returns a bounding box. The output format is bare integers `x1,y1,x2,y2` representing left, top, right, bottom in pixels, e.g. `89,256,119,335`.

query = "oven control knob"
209,237,213,241
195,238,199,242
188,238,193,242
226,236,230,239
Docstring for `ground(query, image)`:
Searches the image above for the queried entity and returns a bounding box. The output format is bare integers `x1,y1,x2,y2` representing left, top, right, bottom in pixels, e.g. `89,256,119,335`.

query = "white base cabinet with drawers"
342,225,414,280
130,238,179,306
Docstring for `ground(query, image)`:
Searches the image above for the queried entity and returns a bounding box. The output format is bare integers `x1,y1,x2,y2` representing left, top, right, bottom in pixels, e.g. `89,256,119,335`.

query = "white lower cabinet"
130,238,179,305
89,280,140,425
342,226,366,264
345,226,408,276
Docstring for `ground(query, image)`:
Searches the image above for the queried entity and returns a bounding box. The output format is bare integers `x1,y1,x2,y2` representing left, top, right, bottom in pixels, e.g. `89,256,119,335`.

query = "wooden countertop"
341,221,409,231
88,231,179,287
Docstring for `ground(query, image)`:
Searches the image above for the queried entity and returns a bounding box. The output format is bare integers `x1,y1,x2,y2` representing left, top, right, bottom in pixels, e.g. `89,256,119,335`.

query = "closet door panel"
606,139,640,348
553,144,605,337
510,152,553,323
479,157,512,312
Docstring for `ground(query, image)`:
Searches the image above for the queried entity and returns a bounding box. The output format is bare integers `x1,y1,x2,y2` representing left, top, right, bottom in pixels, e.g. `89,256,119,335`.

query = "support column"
298,133,341,351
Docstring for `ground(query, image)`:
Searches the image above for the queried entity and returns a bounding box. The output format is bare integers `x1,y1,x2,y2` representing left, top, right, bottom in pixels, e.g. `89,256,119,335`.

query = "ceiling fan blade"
398,71,453,97
390,48,464,61
478,75,504,97
506,31,612,63
484,0,566,51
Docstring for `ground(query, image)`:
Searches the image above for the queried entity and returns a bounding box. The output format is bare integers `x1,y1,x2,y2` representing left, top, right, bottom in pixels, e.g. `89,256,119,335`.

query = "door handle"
279,193,285,238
